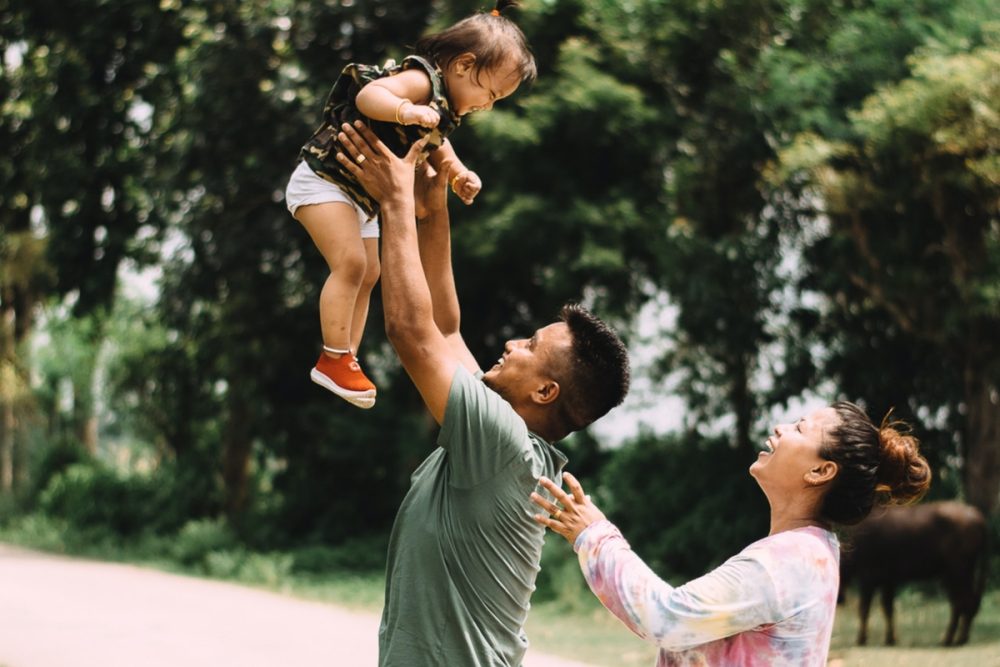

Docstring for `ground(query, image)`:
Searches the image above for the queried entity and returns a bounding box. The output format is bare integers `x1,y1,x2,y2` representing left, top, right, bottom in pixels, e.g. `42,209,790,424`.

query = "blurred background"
1,0,998,664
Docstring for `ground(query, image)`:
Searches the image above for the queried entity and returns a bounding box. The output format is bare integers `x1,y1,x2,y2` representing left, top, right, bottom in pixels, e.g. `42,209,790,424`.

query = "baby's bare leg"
295,202,368,355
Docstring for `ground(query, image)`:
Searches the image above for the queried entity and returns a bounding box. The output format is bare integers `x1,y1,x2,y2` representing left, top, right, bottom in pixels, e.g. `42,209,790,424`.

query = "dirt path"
0,543,597,667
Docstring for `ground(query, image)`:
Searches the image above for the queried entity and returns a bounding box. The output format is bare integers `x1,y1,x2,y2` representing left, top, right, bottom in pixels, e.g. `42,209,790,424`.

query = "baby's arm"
429,141,482,206
356,68,439,128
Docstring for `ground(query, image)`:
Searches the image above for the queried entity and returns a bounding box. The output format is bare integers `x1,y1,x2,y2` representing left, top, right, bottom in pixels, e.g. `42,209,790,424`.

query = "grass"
3,517,999,666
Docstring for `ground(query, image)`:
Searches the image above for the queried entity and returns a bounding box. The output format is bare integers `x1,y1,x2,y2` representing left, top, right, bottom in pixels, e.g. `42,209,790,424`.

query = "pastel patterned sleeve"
574,520,784,652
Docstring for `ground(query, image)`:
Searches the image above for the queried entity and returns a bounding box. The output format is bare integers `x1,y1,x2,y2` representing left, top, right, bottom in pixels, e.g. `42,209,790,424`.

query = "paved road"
0,544,597,667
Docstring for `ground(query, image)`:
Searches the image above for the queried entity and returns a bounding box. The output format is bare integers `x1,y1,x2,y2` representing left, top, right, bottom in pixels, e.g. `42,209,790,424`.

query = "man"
335,121,630,667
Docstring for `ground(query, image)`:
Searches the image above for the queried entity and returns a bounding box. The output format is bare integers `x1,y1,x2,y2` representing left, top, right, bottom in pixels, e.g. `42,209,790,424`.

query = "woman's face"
750,406,840,494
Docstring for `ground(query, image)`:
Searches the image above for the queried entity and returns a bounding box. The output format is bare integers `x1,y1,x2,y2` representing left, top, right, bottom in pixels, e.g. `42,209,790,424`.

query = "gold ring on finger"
553,509,562,521
356,154,366,164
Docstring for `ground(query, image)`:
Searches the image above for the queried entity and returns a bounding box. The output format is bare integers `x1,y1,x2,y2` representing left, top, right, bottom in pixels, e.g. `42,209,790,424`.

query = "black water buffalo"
839,500,988,646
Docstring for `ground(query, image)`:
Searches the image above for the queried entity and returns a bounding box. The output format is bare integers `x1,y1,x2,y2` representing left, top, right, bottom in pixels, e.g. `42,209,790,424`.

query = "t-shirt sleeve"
574,520,785,652
437,365,532,487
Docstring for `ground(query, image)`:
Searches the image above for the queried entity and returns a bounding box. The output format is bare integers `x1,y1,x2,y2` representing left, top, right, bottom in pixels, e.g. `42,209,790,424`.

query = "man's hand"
450,170,482,206
414,163,449,221
336,121,429,206
530,472,607,545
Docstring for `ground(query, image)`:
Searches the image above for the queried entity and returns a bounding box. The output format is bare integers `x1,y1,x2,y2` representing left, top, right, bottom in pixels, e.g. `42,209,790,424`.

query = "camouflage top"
298,55,461,219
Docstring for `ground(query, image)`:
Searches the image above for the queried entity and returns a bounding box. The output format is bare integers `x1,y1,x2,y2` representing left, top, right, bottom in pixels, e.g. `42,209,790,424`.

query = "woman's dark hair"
547,304,630,437
415,0,536,85
819,402,931,525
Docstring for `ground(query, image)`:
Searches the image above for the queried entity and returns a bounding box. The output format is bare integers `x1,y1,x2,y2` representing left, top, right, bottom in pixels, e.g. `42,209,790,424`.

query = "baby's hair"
415,0,536,85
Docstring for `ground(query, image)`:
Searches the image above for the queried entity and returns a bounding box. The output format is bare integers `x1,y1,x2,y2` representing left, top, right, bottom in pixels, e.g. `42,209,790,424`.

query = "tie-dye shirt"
574,521,839,667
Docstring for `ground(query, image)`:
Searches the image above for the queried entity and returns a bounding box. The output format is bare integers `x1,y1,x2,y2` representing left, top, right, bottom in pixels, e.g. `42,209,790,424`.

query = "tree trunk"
1,301,15,493
963,364,1000,517
730,354,755,456
1,399,12,493
71,344,100,455
221,388,252,517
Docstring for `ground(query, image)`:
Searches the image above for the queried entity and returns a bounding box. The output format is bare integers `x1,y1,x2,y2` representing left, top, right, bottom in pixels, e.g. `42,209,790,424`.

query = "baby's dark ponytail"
492,0,521,16
416,1,536,84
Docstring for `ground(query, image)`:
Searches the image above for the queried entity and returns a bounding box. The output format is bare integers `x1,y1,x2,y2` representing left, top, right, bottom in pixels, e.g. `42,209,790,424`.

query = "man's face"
483,322,572,403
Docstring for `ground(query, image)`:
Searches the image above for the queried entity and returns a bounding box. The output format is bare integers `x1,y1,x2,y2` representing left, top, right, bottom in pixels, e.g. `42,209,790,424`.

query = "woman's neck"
768,499,829,535
769,516,828,535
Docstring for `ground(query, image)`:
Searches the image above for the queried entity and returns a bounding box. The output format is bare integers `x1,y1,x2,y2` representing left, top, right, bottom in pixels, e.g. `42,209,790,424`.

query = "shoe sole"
310,368,376,409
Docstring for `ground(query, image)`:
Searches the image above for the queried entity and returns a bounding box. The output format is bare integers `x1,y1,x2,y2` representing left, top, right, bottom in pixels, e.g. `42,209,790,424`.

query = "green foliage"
5,0,998,559
171,518,239,567
37,460,209,537
39,463,155,536
533,533,593,610
289,534,390,574
599,432,769,581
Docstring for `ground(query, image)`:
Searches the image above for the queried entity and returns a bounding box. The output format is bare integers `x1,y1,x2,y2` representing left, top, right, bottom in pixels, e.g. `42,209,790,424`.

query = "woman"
530,402,931,666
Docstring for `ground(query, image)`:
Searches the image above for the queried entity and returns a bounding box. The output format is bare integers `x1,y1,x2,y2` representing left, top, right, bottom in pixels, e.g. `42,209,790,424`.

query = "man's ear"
532,380,560,406
805,460,838,487
452,53,476,76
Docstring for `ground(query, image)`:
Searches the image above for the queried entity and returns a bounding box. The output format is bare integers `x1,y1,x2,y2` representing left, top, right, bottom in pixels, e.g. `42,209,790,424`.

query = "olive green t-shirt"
378,366,568,667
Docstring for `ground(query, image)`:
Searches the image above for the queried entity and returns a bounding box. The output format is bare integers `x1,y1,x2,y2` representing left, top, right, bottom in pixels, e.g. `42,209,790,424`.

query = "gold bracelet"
395,99,411,125
451,172,464,192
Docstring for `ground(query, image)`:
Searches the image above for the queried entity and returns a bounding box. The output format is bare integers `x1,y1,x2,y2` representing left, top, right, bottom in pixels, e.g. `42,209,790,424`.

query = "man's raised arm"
335,121,470,424
414,163,480,374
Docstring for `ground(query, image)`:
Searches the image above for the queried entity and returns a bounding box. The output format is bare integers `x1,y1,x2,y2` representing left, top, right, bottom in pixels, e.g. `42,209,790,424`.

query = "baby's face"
445,56,522,116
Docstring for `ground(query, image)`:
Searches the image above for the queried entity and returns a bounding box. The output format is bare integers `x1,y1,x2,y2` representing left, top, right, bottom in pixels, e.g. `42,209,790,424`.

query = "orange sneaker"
310,352,376,409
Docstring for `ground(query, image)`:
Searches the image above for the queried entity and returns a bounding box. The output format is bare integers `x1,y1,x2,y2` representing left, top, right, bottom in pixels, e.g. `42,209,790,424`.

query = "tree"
774,39,1000,512
2,0,184,453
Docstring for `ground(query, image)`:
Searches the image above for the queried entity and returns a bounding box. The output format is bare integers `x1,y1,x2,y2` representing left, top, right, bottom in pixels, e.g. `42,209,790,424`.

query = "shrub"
39,463,163,536
291,534,389,574
171,518,238,567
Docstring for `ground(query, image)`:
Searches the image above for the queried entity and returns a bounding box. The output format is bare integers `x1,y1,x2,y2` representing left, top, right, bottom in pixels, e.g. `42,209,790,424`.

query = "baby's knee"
330,244,368,283
362,255,381,289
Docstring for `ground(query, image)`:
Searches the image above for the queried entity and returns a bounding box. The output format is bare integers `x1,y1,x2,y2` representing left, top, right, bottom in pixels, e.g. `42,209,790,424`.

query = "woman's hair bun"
875,419,931,505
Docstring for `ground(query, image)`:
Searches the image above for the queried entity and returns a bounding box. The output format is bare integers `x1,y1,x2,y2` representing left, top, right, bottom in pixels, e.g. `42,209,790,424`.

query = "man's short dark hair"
550,304,630,435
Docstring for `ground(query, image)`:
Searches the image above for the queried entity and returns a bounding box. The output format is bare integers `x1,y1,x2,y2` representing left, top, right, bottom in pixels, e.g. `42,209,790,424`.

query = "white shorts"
284,161,380,239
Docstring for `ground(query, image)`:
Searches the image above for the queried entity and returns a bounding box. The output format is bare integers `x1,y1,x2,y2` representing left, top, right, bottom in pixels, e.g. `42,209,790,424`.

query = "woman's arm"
575,521,782,651
533,474,783,652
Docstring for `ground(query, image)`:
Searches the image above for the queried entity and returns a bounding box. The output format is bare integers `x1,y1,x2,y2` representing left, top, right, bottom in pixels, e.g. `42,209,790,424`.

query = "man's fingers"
339,121,382,162
336,151,361,176
404,134,432,163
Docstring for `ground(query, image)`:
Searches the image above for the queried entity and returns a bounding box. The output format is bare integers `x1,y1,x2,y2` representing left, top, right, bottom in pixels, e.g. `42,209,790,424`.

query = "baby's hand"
451,170,482,205
399,102,440,129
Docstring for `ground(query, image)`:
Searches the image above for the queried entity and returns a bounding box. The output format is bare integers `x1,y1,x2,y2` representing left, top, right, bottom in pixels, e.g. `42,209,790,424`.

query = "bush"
236,552,294,587
38,463,164,536
534,535,591,609
290,534,389,574
0,514,70,553
171,518,239,567
599,432,770,582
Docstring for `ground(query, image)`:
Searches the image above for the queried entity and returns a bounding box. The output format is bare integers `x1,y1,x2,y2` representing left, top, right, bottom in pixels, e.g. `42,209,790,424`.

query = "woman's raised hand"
530,472,607,544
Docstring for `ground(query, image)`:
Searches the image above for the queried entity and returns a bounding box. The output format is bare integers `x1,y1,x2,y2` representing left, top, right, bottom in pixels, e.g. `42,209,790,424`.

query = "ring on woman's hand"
552,509,562,521
356,154,366,164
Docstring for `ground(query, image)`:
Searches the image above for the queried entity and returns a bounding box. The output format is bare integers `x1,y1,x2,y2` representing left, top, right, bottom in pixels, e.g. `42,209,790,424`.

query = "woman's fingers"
563,472,588,505
537,476,571,503
529,491,559,515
